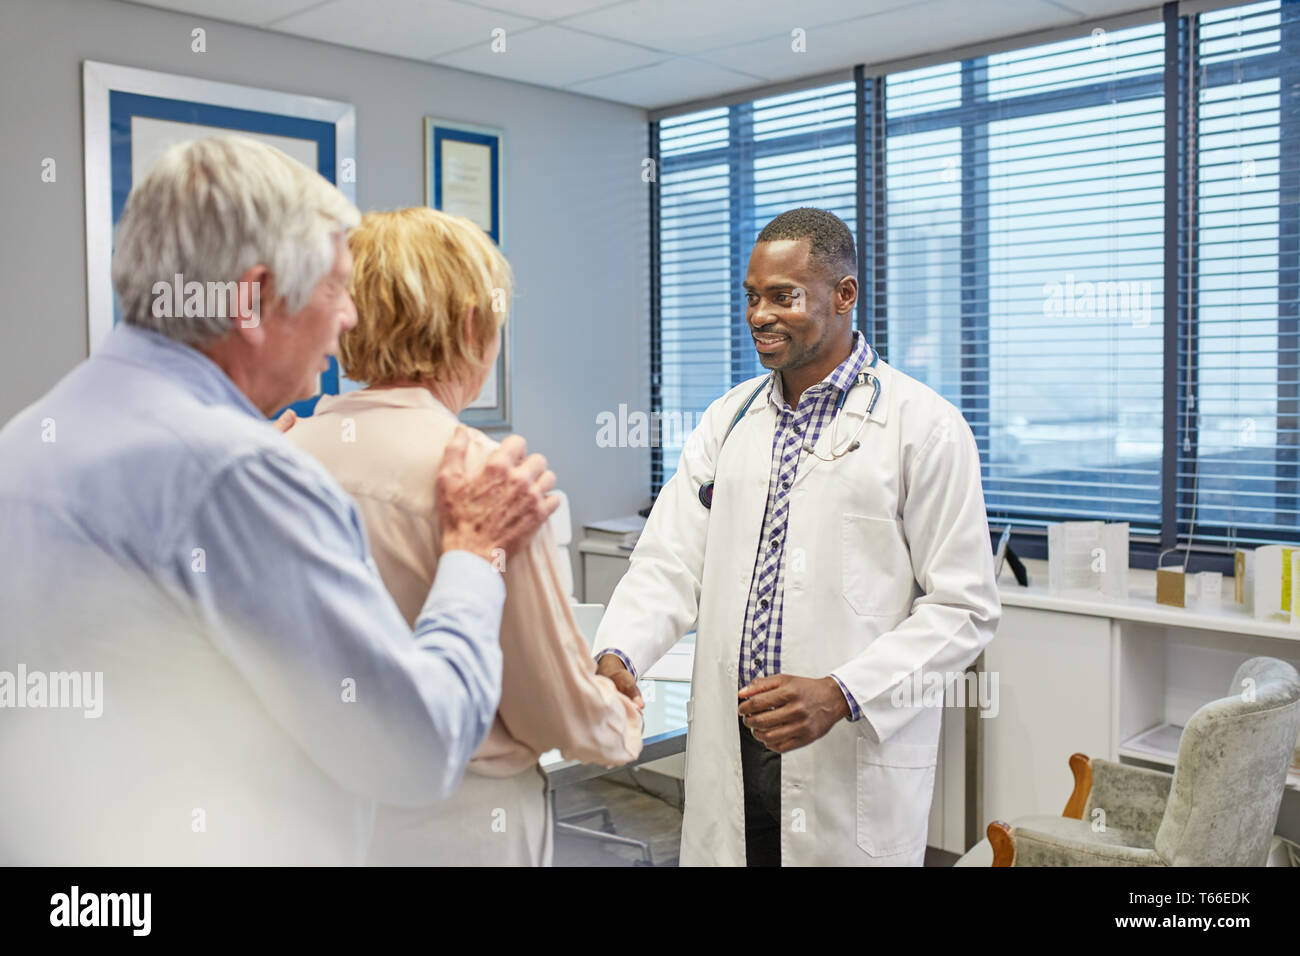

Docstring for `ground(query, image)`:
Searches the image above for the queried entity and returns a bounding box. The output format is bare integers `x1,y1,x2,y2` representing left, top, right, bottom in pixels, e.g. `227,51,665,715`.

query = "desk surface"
576,537,634,558
540,678,689,788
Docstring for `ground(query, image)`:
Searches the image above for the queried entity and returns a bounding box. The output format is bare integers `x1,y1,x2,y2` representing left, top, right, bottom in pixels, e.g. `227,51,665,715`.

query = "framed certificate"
424,117,509,429
83,61,356,417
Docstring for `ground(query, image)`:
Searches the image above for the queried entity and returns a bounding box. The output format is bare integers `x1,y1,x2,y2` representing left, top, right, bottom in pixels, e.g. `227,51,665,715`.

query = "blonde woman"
288,208,642,866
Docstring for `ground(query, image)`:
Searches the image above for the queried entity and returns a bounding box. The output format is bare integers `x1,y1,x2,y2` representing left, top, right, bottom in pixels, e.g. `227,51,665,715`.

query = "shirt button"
770,539,779,550
759,598,769,610
781,480,790,490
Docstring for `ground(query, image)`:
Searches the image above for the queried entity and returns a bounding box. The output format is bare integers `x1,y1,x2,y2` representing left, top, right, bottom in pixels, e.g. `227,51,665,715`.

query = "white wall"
0,0,653,546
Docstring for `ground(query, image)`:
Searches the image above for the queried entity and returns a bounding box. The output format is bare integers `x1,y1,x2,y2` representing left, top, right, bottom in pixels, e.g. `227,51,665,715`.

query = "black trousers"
738,716,782,867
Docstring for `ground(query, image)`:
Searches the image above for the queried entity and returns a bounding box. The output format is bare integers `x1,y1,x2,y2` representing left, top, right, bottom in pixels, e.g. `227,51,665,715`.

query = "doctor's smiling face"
744,209,858,404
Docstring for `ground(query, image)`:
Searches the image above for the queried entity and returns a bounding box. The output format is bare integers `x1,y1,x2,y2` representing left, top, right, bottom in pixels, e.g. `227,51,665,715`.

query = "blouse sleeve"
493,522,643,767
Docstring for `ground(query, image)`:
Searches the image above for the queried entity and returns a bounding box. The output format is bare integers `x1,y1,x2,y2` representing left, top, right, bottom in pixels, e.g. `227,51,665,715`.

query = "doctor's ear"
834,274,858,315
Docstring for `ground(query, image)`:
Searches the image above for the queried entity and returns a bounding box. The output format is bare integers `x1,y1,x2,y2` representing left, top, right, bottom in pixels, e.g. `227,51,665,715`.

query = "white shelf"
1119,723,1300,791
998,578,1300,643
1118,722,1182,768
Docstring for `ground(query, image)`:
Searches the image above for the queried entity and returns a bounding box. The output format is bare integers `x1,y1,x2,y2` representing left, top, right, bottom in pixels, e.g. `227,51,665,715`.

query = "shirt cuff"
595,648,637,682
829,672,862,722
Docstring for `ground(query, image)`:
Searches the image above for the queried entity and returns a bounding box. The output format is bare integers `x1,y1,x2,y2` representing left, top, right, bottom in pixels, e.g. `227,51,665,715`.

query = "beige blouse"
288,386,641,777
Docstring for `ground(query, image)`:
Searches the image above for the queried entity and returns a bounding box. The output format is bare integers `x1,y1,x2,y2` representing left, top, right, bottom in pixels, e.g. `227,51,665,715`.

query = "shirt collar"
98,321,266,420
768,329,872,410
315,385,457,419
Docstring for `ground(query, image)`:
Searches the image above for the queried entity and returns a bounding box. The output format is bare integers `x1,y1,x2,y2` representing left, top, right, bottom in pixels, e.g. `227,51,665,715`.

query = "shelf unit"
979,560,1300,851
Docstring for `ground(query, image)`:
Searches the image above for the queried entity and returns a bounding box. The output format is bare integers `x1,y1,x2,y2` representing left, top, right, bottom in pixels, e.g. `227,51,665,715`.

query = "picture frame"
82,60,357,417
424,116,509,429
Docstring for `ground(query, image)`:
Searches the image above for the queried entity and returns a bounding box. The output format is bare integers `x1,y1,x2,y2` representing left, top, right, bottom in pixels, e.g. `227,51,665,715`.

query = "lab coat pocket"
842,513,913,616
855,738,938,857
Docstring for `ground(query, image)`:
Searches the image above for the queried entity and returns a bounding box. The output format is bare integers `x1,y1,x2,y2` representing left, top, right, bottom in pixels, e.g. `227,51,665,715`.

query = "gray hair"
111,135,360,345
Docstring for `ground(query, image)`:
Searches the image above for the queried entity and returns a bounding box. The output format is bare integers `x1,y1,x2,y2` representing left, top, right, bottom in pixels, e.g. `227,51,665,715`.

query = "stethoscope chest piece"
698,480,716,510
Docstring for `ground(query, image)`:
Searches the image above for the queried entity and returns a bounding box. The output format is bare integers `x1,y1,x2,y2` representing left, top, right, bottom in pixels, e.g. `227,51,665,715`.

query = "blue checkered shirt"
739,330,870,721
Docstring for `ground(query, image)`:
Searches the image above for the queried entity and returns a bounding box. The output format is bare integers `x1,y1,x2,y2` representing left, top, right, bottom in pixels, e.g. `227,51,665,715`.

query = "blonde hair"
341,207,512,385
113,135,359,345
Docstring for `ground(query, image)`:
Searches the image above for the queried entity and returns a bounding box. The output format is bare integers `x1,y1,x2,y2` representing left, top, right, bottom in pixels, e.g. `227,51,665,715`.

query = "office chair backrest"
1155,656,1300,866
547,489,575,600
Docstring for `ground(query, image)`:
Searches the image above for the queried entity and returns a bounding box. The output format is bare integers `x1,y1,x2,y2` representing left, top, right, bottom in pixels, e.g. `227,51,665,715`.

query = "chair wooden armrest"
1061,752,1092,819
987,820,1014,866
988,753,1092,866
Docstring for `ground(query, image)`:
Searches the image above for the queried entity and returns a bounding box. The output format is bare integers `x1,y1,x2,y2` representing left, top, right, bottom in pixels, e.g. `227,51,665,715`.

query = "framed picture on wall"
82,60,357,417
424,116,509,429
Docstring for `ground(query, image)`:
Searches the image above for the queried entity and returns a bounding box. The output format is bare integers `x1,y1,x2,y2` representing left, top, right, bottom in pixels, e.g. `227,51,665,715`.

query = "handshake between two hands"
594,655,851,754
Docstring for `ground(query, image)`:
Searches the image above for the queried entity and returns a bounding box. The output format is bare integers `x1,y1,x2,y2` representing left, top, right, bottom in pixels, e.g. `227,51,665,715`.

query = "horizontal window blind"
654,82,858,490
884,22,1167,535
649,0,1300,561
1182,0,1299,549
657,106,730,494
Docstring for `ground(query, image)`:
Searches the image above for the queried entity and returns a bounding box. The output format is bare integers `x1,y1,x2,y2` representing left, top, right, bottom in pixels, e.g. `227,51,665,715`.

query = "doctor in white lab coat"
595,207,1000,866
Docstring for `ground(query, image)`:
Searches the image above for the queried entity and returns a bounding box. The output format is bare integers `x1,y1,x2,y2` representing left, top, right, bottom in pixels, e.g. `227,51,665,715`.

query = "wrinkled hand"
737,673,851,753
437,426,559,561
596,653,644,710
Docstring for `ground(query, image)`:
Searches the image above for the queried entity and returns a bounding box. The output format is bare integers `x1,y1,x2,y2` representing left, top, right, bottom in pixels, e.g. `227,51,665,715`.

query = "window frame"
649,1,1299,575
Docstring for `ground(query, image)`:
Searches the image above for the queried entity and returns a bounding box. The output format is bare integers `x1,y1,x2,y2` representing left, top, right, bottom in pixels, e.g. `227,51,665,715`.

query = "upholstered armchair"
971,657,1300,867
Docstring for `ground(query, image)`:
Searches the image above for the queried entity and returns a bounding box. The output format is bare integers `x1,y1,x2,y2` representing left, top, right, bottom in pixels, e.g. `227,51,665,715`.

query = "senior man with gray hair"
0,136,557,864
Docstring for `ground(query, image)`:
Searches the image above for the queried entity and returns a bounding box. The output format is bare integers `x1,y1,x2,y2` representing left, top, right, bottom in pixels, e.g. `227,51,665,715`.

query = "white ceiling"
123,0,1164,110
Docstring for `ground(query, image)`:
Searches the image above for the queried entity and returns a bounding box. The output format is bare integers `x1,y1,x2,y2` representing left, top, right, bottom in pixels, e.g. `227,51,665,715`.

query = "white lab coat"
595,356,1001,866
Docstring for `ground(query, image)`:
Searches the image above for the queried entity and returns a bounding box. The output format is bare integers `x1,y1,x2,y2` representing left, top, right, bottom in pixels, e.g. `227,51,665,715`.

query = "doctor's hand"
437,427,559,561
737,674,851,753
596,654,644,710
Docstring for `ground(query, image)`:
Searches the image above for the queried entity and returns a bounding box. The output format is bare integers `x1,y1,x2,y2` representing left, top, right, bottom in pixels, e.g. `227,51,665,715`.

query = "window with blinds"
654,83,857,489
884,22,1167,537
1184,0,1298,549
650,0,1300,561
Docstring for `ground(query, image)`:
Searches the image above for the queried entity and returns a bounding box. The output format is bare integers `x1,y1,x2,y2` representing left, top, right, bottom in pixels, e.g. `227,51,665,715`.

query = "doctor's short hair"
112,135,360,345
339,207,512,386
756,207,857,282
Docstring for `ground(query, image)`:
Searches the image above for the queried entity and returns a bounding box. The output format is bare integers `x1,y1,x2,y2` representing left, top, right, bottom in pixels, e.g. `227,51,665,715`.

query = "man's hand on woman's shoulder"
436,426,559,561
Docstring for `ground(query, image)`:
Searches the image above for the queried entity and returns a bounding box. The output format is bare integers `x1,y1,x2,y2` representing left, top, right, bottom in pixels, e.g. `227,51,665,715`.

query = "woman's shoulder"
288,391,472,508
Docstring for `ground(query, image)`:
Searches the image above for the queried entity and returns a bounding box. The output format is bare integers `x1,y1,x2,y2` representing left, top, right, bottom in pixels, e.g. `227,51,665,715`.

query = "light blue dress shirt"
0,322,505,864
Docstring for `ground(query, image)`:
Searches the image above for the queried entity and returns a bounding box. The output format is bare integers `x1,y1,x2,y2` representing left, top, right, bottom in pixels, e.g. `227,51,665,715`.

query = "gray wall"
0,0,653,556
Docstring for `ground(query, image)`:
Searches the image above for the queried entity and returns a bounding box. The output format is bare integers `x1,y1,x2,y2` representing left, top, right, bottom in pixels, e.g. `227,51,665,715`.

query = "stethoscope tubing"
698,348,881,509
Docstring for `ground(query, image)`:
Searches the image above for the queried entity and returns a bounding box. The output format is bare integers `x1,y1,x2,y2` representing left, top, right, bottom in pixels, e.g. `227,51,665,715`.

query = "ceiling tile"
123,0,1168,111
126,0,326,27
702,0,1092,82
1044,0,1164,17
454,0,628,19
434,23,664,87
563,0,914,55
567,57,765,109
268,0,538,61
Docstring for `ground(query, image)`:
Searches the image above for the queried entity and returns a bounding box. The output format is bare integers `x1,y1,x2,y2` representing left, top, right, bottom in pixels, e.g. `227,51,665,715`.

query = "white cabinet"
577,538,631,605
982,605,1115,833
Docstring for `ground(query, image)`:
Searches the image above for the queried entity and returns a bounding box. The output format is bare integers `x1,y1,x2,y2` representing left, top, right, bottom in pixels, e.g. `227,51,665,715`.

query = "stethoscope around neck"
697,348,881,510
